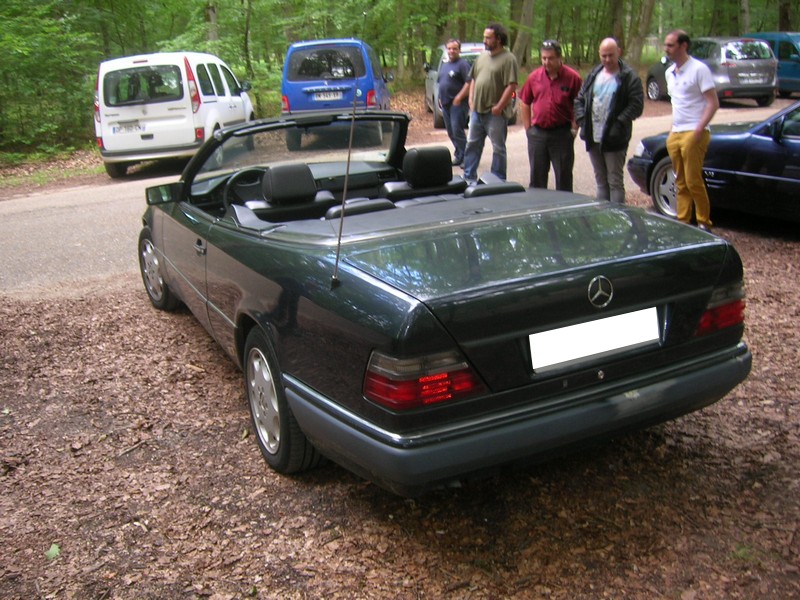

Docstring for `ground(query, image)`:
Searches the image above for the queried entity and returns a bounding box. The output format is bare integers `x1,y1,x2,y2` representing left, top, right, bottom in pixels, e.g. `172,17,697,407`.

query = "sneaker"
697,223,712,233
452,158,463,167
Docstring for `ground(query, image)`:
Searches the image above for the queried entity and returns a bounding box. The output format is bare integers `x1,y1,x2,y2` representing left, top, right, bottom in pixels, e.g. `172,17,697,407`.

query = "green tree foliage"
0,0,796,153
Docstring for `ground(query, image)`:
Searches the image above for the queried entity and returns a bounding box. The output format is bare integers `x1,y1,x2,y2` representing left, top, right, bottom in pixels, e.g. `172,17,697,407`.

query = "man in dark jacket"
574,38,643,202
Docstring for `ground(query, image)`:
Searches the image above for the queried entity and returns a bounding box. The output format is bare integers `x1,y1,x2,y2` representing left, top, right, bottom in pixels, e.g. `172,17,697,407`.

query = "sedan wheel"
646,78,662,101
138,228,179,311
245,328,321,474
649,157,678,218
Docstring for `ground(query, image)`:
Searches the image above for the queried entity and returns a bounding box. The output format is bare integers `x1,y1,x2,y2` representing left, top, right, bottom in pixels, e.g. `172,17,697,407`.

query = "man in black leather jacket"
575,38,643,202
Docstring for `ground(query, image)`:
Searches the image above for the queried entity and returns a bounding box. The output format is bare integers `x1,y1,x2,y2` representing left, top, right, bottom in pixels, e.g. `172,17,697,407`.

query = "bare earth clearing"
1,94,798,599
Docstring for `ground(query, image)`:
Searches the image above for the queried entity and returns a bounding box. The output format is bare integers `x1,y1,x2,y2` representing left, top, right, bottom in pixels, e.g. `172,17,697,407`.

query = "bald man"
574,37,643,202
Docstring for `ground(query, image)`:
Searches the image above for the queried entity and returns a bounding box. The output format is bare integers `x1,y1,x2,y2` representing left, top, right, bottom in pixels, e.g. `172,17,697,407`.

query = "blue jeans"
463,111,509,181
442,102,468,163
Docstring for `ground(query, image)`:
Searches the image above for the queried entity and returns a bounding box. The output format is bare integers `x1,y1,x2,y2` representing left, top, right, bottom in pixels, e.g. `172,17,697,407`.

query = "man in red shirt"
519,40,582,190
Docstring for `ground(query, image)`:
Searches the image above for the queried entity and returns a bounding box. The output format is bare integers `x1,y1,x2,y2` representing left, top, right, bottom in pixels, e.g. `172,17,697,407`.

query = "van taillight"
195,128,204,142
281,96,290,112
94,68,101,124
184,56,201,113
366,90,377,107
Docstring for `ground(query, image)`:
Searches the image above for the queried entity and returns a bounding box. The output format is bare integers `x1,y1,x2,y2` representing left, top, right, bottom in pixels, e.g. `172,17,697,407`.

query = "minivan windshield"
287,46,367,81
103,65,183,106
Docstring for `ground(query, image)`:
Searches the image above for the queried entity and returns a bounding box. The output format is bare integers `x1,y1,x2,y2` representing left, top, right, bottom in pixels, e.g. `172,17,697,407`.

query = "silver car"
646,36,778,106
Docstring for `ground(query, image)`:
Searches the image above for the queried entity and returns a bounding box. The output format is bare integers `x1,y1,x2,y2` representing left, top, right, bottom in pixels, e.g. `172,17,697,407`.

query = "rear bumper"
287,343,751,496
99,141,204,164
715,85,776,99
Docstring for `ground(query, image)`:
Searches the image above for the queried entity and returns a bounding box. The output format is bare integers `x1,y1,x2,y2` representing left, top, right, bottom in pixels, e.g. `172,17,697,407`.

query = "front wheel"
138,228,180,311
649,157,678,218
646,78,663,102
244,328,321,474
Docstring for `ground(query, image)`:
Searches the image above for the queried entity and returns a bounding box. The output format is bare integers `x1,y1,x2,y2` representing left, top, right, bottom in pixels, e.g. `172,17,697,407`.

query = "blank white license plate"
529,307,660,371
315,91,343,101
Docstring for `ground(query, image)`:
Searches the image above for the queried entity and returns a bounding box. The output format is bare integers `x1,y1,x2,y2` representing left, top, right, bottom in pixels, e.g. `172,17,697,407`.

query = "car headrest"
402,146,453,188
262,163,318,205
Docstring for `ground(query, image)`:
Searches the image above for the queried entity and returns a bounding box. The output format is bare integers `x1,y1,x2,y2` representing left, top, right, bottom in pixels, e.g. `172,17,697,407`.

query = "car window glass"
220,65,241,96
195,64,216,96
207,63,225,96
103,65,183,106
782,107,800,138
778,41,796,60
367,46,382,79
432,47,444,67
725,41,772,60
692,41,712,60
287,46,367,81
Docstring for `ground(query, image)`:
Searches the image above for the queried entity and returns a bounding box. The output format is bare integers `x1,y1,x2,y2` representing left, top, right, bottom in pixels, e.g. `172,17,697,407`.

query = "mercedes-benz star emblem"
588,276,614,308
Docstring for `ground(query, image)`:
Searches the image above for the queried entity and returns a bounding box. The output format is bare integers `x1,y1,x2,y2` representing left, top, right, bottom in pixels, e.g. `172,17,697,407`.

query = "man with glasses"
463,23,519,182
663,29,719,231
519,39,583,191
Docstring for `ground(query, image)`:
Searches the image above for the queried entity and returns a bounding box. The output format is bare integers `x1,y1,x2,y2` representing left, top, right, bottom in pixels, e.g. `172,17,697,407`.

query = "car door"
161,202,214,332
219,64,249,125
736,105,800,219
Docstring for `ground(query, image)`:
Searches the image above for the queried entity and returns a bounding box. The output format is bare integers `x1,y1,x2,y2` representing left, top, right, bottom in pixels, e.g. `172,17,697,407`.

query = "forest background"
1,0,797,157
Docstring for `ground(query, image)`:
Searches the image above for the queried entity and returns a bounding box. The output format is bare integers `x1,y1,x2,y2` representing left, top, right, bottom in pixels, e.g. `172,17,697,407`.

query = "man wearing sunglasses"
519,39,583,191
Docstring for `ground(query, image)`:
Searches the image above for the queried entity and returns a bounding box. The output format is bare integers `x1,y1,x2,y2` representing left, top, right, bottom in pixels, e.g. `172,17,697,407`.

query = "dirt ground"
1,93,798,599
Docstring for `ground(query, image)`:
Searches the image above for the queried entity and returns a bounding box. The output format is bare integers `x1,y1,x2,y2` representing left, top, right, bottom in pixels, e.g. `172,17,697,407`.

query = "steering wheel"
222,167,268,210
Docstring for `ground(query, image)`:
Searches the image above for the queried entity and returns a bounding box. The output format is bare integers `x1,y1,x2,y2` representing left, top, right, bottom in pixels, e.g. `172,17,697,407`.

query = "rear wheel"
649,157,678,218
245,327,321,474
138,228,180,311
646,78,663,101
104,162,128,178
433,102,445,129
756,94,775,107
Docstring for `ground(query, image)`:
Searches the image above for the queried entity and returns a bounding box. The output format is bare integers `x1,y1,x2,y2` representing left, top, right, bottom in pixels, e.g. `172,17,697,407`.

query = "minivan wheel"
104,162,128,178
650,157,678,218
756,94,775,107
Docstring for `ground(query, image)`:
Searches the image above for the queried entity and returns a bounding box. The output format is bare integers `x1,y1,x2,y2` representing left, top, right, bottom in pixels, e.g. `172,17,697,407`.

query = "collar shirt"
666,56,716,132
520,64,582,128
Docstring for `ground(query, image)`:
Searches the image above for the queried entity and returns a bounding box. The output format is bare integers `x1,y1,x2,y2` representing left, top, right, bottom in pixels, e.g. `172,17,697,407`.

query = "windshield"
194,115,399,183
725,41,773,60
287,46,367,81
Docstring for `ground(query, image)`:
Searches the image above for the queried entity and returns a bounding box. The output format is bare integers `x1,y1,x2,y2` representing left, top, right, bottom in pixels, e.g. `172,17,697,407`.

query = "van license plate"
315,91,343,101
113,121,143,134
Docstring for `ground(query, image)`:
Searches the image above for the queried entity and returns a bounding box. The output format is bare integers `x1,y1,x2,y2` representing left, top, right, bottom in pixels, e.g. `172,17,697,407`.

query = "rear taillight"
366,89,377,107
695,282,746,337
363,350,484,410
281,96,290,112
94,67,101,124
195,128,204,142
184,56,201,113
96,137,104,150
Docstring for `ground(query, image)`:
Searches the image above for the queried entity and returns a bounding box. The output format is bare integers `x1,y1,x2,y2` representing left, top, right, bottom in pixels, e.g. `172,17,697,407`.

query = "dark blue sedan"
627,101,800,222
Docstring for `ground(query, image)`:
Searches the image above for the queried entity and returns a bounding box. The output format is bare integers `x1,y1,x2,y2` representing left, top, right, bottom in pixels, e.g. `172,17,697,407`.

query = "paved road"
0,100,791,297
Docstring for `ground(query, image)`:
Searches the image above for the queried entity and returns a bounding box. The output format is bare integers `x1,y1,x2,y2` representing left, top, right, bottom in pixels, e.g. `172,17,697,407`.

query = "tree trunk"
626,0,657,69
206,2,218,42
512,0,535,68
740,0,750,34
778,0,791,30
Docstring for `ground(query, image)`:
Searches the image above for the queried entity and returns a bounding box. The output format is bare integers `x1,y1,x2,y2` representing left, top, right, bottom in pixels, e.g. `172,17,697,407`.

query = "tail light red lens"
695,283,746,337
364,350,484,410
366,89,377,107
195,128,204,142
281,96,290,112
184,56,201,113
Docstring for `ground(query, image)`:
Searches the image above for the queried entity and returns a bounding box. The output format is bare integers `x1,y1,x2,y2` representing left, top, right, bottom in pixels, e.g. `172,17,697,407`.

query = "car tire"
433,103,445,129
286,129,301,151
244,327,322,474
756,94,775,107
104,162,128,178
138,228,180,311
649,157,678,218
646,78,663,102
778,90,791,99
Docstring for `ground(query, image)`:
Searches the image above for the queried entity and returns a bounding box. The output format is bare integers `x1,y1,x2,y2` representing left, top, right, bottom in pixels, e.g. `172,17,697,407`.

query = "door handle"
194,239,207,256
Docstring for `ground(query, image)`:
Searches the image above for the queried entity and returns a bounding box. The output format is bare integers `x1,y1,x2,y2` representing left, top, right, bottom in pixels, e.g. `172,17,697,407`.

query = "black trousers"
526,125,575,191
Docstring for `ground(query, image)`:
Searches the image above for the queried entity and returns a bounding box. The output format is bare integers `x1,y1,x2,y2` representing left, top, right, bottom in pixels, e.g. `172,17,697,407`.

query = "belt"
533,123,571,130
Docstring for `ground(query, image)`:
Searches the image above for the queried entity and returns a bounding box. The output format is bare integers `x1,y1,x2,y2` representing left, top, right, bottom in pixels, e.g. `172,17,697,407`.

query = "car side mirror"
423,62,431,72
660,55,670,65
384,72,395,83
240,80,252,93
790,53,800,63
146,182,183,205
769,118,784,142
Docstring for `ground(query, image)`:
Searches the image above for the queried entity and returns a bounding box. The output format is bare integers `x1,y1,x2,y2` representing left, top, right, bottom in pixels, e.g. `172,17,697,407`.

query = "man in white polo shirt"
663,29,719,231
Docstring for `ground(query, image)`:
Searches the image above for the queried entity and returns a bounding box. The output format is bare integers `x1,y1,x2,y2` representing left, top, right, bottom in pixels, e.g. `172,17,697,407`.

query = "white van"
94,52,254,178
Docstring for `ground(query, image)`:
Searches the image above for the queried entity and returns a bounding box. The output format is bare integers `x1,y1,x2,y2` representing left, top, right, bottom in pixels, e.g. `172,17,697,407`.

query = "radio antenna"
331,11,369,290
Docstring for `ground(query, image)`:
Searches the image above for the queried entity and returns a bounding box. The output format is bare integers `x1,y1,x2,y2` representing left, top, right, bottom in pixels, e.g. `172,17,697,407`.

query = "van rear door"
99,61,194,152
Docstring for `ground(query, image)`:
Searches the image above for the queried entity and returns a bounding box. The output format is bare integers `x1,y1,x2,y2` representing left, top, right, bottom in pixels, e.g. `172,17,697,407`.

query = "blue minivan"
281,39,391,115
